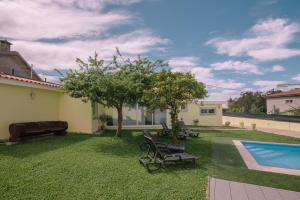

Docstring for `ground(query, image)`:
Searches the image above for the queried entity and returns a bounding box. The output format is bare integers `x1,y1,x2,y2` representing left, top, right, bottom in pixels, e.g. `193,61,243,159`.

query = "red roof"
267,89,300,98
0,73,61,88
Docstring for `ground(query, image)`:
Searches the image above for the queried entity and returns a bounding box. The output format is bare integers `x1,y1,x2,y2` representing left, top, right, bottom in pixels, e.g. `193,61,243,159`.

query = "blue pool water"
242,141,300,170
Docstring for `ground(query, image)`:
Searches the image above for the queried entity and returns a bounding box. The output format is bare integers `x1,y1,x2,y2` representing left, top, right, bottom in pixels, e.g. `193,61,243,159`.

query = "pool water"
242,141,300,170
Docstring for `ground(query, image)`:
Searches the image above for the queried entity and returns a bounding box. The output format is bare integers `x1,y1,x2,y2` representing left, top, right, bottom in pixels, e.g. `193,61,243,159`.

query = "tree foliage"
228,91,266,113
62,51,164,136
143,70,207,142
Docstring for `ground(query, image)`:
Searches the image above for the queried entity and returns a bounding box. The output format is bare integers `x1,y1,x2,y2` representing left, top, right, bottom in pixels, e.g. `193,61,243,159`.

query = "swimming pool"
233,140,300,176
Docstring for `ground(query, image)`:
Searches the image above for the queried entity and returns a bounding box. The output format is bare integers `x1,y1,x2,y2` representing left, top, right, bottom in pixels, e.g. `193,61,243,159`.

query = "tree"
143,70,207,142
62,51,163,136
227,91,266,113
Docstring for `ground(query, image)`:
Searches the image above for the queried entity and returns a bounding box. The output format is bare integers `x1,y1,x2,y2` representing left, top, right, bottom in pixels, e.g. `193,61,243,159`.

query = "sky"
1,0,300,101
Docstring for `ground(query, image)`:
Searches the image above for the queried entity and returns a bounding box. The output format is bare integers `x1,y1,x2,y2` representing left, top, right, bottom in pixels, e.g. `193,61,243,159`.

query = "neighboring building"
0,40,41,81
266,89,300,115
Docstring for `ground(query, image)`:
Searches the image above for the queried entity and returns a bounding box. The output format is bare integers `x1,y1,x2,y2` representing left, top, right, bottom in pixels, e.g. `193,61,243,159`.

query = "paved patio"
209,178,300,200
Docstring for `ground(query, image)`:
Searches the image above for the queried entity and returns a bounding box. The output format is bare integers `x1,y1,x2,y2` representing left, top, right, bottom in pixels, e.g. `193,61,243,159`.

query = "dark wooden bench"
9,121,68,142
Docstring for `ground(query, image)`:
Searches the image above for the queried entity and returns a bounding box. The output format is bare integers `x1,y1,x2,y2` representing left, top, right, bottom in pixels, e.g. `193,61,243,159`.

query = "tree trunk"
170,109,178,144
116,107,123,137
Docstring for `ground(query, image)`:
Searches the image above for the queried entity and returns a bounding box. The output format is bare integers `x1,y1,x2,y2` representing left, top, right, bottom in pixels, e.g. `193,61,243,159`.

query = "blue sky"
1,0,300,101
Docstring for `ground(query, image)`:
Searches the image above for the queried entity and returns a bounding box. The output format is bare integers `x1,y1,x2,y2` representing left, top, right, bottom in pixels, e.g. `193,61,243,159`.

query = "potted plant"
240,121,244,129
98,114,108,131
225,121,231,127
193,119,199,126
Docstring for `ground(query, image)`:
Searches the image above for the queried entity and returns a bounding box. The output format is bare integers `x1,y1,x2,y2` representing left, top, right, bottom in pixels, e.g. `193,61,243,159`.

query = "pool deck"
209,178,300,200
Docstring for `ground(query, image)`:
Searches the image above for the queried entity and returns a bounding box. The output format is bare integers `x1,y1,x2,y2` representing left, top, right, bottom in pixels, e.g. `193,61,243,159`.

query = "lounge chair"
139,134,198,173
140,130,185,153
178,121,199,137
159,122,187,139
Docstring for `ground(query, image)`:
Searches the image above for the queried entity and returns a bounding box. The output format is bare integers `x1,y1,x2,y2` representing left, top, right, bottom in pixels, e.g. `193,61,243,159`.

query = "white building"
266,89,300,115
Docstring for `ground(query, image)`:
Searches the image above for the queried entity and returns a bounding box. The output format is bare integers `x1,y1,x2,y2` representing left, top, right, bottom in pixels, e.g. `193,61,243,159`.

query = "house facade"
0,73,223,140
266,89,300,115
103,101,223,129
0,40,223,140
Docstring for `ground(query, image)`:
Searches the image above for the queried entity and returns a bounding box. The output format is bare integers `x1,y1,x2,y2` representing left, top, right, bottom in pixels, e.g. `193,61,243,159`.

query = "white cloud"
211,60,263,75
12,30,170,70
292,74,300,82
168,57,198,72
205,89,240,102
207,18,300,61
253,80,285,91
0,0,137,40
272,65,285,72
168,57,246,92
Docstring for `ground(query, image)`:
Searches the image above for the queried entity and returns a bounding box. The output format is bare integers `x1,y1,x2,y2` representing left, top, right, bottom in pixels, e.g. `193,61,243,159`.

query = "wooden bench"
9,121,68,142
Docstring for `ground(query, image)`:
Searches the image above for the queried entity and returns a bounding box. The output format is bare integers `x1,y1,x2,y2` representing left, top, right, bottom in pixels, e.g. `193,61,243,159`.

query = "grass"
0,130,300,199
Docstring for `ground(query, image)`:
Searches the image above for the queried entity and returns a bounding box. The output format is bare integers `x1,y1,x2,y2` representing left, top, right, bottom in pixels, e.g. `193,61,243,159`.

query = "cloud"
168,57,246,93
253,80,285,91
272,65,285,72
0,0,138,40
12,30,170,70
207,18,300,61
211,60,263,75
205,89,240,103
292,74,300,82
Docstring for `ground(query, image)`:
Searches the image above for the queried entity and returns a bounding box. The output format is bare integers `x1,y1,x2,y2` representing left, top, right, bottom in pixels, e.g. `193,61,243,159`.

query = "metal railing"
223,112,300,123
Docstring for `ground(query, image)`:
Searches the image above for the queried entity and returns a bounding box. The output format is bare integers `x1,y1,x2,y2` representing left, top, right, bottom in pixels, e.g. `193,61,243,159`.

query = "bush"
252,123,256,130
240,121,244,128
106,115,113,126
225,121,231,127
193,119,199,126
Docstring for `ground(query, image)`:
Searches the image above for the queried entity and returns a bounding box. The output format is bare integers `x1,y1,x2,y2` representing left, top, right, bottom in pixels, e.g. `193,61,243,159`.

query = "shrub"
193,119,199,126
225,121,231,127
252,123,256,130
106,115,113,126
240,121,244,128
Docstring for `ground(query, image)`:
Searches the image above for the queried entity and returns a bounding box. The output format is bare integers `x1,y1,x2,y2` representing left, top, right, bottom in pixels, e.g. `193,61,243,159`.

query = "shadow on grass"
0,134,90,158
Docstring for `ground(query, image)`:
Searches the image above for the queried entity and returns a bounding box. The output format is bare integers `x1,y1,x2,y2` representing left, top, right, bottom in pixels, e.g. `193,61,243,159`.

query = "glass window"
200,108,216,115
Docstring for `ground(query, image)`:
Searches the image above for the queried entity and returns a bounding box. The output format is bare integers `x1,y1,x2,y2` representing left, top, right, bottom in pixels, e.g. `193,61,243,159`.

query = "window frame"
200,108,216,115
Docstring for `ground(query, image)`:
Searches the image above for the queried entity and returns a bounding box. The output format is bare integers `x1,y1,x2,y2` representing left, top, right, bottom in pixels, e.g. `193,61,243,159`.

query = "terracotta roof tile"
0,73,61,88
267,89,300,98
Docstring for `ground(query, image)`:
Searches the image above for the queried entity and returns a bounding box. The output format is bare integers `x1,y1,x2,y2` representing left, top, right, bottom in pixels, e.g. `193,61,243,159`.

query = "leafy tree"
62,51,163,136
227,91,266,113
143,70,207,142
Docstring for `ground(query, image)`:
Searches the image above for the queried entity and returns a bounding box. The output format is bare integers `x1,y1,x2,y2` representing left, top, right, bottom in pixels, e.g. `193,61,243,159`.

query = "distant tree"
62,51,163,136
143,70,207,142
227,91,266,113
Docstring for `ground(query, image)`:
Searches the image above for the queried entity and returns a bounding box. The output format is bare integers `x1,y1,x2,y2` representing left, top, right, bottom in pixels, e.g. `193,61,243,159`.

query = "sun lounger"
140,130,185,153
178,121,199,137
139,134,198,173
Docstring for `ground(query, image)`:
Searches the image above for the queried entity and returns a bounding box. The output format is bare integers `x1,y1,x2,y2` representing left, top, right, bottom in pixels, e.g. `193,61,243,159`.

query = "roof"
0,40,12,45
0,73,61,88
267,89,300,98
0,51,42,81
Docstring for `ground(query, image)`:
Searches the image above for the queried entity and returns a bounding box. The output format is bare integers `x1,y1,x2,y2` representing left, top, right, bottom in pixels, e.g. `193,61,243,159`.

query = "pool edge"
233,140,300,176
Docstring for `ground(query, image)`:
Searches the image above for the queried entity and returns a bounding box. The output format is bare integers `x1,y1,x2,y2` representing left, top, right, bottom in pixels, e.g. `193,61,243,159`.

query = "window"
285,99,293,104
200,108,216,115
180,103,188,112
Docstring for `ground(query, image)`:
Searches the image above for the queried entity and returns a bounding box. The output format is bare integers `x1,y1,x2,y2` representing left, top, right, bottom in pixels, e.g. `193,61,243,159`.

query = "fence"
224,112,300,123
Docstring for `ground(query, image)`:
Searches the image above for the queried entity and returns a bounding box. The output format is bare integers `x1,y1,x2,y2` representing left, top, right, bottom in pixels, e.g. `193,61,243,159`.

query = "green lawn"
0,130,300,200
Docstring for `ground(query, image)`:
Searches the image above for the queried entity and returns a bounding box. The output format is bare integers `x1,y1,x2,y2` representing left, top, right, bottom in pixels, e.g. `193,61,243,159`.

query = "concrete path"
209,178,300,200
